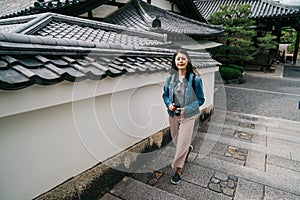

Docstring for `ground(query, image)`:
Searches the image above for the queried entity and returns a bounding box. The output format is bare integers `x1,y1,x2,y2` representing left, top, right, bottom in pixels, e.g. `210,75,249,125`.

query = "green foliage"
227,64,245,73
219,66,242,80
210,4,257,64
256,32,278,50
281,27,297,44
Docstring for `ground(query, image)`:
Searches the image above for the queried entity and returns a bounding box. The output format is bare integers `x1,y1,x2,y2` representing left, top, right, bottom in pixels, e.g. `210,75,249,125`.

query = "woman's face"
175,53,188,70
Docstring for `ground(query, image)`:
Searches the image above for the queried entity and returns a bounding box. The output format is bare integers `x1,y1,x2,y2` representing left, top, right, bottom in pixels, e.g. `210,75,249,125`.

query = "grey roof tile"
0,60,8,69
0,0,109,19
0,68,31,89
104,0,222,37
0,13,220,90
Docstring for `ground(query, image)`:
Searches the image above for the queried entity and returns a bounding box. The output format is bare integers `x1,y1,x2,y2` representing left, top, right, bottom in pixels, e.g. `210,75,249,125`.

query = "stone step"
103,176,184,200
98,110,300,200
193,155,300,196
196,131,299,161
224,110,300,133
203,115,300,146
135,151,300,199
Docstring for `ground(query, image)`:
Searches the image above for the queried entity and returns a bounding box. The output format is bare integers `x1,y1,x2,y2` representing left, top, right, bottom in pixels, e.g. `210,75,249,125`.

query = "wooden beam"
88,11,93,19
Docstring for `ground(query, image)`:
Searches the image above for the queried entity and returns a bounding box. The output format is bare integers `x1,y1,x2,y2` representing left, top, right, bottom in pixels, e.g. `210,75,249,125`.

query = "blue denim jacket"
162,72,205,118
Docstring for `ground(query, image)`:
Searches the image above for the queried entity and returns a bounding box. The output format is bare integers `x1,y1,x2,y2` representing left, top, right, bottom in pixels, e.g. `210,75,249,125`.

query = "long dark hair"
171,49,195,81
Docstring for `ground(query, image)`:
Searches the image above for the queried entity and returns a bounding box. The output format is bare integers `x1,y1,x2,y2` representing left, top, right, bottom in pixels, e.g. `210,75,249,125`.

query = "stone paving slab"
266,164,300,180
252,134,266,145
291,152,300,162
154,175,232,200
198,132,292,160
159,162,214,188
99,193,122,200
268,127,300,137
109,177,185,200
267,154,300,173
194,156,300,196
246,151,266,171
267,135,300,149
234,178,264,200
181,163,214,187
264,186,300,200
209,151,245,166
267,118,300,132
225,110,300,131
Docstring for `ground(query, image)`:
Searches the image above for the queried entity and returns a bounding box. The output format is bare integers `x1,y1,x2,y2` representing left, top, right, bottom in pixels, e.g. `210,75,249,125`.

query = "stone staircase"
99,109,300,200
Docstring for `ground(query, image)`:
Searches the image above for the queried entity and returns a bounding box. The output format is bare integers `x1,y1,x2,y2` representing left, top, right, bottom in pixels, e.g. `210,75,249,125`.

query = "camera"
174,104,181,116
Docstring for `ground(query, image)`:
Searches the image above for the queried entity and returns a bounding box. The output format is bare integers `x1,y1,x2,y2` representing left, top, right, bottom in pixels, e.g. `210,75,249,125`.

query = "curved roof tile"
0,13,220,90
104,0,222,37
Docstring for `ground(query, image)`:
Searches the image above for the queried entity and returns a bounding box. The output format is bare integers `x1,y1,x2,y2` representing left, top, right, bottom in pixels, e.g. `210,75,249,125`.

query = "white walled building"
0,1,221,199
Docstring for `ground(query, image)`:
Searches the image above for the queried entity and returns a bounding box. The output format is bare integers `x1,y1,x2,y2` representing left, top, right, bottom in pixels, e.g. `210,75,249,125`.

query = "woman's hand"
169,104,185,115
169,104,176,111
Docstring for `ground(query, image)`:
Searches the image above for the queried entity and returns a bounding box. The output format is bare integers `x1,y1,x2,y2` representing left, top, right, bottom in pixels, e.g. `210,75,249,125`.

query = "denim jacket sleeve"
162,74,172,108
194,76,205,107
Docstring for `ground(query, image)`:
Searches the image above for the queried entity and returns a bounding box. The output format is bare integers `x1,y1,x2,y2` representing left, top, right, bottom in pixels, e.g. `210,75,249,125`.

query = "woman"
162,49,205,185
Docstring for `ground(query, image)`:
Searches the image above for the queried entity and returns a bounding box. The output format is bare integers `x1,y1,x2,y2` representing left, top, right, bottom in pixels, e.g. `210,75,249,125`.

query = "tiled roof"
193,0,300,20
0,13,220,90
0,0,109,19
0,13,167,46
103,0,222,37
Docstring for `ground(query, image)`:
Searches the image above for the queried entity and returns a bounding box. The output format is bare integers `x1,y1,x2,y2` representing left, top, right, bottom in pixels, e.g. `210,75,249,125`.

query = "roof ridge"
51,12,168,42
134,0,155,28
140,1,222,31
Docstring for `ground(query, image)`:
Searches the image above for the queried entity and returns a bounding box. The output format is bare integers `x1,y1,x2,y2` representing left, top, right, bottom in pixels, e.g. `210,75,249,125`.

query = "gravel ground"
214,73,300,122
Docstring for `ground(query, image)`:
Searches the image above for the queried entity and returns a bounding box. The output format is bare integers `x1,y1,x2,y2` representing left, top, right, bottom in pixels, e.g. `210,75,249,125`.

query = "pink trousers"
169,115,196,169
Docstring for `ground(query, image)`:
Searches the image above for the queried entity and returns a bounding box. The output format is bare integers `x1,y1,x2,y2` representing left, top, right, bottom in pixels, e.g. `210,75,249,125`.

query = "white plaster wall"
0,67,217,200
198,67,217,110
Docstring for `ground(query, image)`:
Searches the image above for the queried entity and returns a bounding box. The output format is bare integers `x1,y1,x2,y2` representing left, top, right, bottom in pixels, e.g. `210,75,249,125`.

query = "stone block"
110,177,184,200
155,175,231,200
246,151,266,171
99,193,122,200
264,186,300,200
183,163,214,187
267,154,300,173
235,178,264,200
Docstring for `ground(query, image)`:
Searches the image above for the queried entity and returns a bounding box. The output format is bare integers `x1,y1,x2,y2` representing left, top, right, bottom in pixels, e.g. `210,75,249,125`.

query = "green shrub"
219,66,242,80
221,64,245,73
228,64,245,73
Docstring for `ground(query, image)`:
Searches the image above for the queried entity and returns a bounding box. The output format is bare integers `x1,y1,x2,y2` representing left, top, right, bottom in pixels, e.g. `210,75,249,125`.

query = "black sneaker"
171,173,181,185
185,145,193,162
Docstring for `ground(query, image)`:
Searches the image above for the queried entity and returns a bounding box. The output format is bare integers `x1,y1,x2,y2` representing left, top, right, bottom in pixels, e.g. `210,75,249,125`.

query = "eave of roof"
103,0,223,37
172,0,208,23
0,13,220,90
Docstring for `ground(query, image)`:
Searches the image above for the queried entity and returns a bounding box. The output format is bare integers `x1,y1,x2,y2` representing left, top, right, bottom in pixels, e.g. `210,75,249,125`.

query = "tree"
209,4,257,64
256,32,278,51
281,27,297,52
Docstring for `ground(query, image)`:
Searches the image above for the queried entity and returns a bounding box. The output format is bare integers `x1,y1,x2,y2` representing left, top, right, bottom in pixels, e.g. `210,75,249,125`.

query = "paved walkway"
98,63,300,200
100,110,300,200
